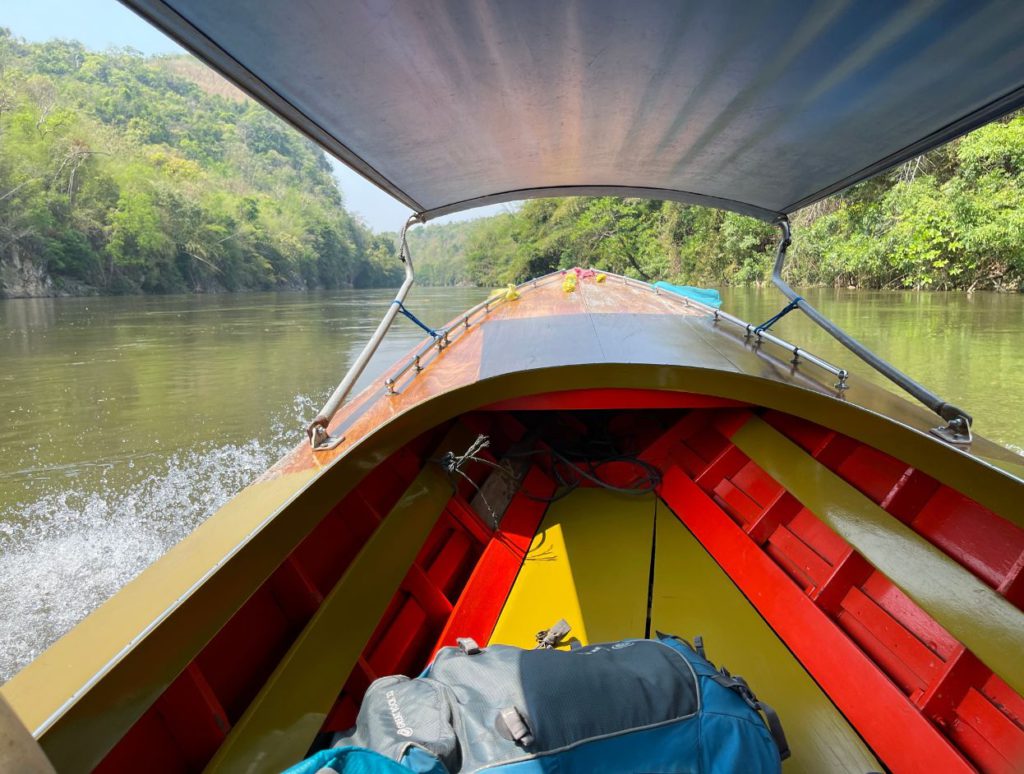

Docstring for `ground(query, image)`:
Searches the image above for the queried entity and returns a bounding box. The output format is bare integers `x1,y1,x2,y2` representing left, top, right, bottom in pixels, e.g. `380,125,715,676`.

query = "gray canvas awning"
122,0,1024,222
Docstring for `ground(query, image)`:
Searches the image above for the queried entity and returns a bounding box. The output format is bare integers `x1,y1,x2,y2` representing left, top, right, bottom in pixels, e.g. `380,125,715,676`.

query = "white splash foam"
0,395,317,682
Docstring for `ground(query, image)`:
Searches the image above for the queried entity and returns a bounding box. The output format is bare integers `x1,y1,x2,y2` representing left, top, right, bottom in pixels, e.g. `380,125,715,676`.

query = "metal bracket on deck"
308,425,345,450
930,415,973,447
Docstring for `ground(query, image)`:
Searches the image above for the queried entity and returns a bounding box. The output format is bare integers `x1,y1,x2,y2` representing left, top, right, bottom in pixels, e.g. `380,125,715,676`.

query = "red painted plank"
95,704,186,773
668,442,712,478
835,445,908,504
948,718,1012,774
658,465,973,773
157,665,230,767
982,673,1024,728
760,410,835,456
786,507,851,565
813,433,860,470
446,495,496,547
195,586,294,722
709,408,754,439
404,564,455,624
919,649,989,724
813,550,873,614
494,467,555,554
766,524,832,591
432,467,555,655
913,488,1024,591
432,541,523,653
954,688,1024,772
267,557,324,625
686,425,734,467
426,530,476,598
367,598,429,676
712,478,763,528
860,573,960,661
731,459,784,507
838,586,940,695
881,469,941,525
291,505,378,597
696,445,747,489
639,411,714,472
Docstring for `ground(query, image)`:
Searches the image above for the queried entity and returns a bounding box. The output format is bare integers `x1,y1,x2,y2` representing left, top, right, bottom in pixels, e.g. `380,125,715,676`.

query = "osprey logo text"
385,689,415,737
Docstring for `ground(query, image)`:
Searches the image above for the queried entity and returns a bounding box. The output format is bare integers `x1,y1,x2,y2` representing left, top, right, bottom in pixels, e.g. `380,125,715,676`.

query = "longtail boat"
3,2,1024,772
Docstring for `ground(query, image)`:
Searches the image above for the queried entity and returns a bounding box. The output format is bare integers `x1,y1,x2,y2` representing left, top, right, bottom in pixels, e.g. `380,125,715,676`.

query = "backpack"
285,632,789,774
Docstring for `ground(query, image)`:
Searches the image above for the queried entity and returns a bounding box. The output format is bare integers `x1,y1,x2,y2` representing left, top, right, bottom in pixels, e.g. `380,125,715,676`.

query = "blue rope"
754,296,803,334
392,300,438,338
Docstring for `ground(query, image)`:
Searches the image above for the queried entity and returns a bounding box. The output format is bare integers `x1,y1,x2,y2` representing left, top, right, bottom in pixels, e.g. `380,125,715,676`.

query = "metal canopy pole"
770,218,973,446
307,213,424,450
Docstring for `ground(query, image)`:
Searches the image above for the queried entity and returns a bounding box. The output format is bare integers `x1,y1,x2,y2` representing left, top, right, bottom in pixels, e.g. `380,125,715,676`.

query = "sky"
2,0,506,231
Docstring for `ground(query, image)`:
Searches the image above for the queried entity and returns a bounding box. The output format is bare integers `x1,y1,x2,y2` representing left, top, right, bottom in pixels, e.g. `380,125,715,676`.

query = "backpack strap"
710,673,791,761
535,619,572,649
494,707,535,747
693,634,706,660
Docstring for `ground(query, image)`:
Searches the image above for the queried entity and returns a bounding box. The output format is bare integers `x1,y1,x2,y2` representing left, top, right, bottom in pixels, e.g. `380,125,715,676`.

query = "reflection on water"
1,296,58,335
0,285,1021,680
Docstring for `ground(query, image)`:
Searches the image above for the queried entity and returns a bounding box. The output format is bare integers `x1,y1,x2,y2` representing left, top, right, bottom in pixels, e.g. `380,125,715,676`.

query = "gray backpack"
309,633,787,773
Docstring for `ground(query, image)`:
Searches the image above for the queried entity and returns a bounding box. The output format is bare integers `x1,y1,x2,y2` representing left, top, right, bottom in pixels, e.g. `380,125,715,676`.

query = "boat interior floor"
490,486,879,772
91,405,1024,774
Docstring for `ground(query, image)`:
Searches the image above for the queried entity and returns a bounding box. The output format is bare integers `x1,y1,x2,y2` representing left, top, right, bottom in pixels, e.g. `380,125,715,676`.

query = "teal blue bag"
284,633,787,773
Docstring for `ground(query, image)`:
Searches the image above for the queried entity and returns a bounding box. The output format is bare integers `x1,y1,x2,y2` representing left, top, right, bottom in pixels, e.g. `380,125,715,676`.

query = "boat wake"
0,396,314,683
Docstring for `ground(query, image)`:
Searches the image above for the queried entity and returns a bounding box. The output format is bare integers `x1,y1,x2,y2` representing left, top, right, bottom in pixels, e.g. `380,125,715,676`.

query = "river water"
1,286,1021,681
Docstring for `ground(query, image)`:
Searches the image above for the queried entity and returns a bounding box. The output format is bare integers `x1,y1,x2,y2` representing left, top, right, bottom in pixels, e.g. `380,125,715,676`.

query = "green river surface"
1,285,1022,680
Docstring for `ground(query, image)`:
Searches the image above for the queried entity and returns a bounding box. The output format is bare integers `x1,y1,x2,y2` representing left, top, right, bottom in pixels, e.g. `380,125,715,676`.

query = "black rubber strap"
754,698,791,762
711,673,791,761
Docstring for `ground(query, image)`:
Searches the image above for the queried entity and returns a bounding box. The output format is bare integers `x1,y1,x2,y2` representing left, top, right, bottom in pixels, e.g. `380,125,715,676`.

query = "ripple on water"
0,397,313,683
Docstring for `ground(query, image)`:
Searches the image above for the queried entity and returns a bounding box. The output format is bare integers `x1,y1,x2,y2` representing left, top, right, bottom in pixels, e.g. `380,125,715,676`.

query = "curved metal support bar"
307,213,424,449
770,218,973,445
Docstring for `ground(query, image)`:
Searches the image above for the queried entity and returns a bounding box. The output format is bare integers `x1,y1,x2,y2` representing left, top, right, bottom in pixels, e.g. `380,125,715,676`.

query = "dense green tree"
410,114,1024,292
0,31,398,296
3,29,1022,296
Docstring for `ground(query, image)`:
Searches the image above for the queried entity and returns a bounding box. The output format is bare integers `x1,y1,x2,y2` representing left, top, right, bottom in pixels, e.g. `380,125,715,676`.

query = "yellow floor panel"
489,489,656,648
651,501,879,773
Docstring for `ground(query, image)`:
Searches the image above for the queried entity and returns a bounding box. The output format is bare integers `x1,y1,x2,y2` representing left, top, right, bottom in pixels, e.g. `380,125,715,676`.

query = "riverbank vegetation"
412,114,1024,292
0,31,401,296
2,30,1022,296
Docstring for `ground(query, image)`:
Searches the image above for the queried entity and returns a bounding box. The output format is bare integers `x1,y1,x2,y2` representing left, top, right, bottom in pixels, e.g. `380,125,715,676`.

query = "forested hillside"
3,28,1021,297
0,31,401,297
406,220,477,286
409,113,1024,292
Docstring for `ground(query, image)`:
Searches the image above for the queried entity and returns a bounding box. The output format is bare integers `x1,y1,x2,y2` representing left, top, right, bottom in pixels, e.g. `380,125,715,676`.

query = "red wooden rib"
658,465,974,773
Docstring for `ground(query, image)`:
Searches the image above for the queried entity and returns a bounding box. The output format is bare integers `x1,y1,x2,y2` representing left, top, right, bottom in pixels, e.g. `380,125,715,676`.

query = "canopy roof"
123,0,1024,222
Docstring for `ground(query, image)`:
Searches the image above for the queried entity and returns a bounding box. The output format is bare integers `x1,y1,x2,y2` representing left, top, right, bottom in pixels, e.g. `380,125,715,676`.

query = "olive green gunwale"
206,425,476,774
3,363,1022,770
733,416,1024,697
